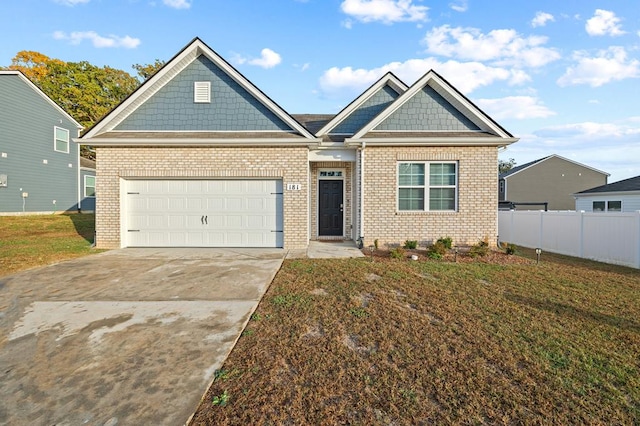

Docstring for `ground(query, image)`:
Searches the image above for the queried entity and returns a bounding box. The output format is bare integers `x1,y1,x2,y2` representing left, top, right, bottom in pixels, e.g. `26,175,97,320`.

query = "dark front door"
319,180,343,236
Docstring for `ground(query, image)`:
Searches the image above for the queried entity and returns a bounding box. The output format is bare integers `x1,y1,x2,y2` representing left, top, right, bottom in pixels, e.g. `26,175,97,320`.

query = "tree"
132,59,165,81
4,51,140,159
499,158,516,174
1,51,63,82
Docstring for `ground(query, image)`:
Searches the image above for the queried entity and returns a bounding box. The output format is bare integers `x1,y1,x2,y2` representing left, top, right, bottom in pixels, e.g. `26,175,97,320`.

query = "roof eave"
574,190,640,197
345,137,518,147
74,137,321,148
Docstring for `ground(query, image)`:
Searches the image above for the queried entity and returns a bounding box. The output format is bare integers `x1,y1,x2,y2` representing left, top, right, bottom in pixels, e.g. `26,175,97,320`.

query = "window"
194,81,211,103
84,175,96,197
398,162,457,211
54,127,69,153
607,201,622,212
593,200,622,212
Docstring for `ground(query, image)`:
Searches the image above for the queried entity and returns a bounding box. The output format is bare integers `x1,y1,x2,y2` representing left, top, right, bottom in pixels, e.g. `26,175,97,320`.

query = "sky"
1,0,639,183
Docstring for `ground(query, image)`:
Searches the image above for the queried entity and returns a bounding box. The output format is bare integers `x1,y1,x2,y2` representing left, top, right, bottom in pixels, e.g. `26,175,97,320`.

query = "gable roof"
315,72,408,138
0,70,82,130
81,37,315,141
500,154,610,179
348,69,516,145
574,175,640,195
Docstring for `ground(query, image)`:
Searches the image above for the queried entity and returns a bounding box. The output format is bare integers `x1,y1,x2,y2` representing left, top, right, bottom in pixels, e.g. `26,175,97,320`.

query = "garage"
123,179,283,248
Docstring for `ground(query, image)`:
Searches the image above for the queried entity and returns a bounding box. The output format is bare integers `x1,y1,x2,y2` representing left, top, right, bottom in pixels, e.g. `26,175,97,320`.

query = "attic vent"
194,81,211,103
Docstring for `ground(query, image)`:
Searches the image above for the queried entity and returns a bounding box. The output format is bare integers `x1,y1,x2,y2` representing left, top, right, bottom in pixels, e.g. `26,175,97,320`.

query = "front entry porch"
310,161,355,242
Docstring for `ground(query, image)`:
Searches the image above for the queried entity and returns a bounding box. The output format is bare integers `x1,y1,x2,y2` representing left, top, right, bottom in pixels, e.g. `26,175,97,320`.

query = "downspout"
76,132,81,212
359,141,366,248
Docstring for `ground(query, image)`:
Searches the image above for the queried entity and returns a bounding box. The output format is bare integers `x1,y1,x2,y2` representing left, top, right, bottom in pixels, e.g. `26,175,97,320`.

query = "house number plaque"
286,184,301,191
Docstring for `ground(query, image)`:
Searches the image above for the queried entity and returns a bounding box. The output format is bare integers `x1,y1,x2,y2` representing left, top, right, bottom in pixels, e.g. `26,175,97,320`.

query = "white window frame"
607,200,622,212
84,175,96,198
194,81,211,103
397,161,458,212
54,126,69,153
593,200,622,212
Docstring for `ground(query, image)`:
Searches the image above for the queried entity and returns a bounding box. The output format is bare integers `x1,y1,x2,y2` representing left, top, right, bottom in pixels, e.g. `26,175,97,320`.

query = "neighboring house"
80,157,97,212
499,155,608,210
574,175,640,212
79,38,517,250
0,70,93,213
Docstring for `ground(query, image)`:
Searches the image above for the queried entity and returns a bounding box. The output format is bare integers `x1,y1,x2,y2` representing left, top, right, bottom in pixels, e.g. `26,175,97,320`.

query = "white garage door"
124,179,283,247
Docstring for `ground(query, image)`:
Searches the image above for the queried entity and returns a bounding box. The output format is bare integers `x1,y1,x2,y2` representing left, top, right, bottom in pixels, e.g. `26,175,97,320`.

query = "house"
0,70,95,213
499,155,608,210
574,175,640,212
78,38,517,250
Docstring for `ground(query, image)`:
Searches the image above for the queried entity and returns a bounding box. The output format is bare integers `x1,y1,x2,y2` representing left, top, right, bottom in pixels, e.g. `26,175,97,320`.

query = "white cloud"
163,0,191,9
340,0,428,24
450,1,467,12
585,9,625,36
531,11,554,28
234,48,282,69
319,58,528,98
52,31,141,48
52,0,89,5
504,118,640,182
475,96,555,120
423,25,561,68
557,46,640,87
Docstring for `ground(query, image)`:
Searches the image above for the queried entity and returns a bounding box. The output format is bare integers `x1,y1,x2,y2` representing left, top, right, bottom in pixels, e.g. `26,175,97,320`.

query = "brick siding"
361,146,498,248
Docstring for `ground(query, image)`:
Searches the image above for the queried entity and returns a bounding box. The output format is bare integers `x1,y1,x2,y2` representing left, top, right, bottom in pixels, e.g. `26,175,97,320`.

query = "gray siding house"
499,154,609,210
0,70,94,213
574,175,640,212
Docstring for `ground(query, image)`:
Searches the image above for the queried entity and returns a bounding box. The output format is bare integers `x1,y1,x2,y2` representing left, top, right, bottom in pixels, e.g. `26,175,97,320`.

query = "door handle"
204,215,208,225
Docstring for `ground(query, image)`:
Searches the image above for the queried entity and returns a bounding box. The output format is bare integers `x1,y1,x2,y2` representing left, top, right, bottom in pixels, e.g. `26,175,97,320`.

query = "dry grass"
0,214,97,277
191,249,639,425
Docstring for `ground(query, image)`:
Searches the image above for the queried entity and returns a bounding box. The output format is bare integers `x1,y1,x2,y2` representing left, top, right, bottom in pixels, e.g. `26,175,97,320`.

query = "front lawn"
0,214,97,276
191,250,639,424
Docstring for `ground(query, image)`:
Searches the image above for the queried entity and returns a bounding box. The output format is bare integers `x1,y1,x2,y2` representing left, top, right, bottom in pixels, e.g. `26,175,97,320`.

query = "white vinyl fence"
498,210,640,269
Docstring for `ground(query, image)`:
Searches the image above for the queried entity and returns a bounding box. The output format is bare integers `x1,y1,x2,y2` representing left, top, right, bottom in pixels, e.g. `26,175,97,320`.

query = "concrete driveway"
0,248,285,426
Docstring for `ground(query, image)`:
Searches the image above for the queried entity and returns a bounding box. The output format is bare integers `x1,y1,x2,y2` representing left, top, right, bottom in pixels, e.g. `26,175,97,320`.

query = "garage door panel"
124,179,283,248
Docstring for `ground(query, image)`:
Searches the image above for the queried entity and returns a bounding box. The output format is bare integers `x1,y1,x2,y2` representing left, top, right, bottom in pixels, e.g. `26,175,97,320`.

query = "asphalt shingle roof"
499,156,550,179
575,175,640,194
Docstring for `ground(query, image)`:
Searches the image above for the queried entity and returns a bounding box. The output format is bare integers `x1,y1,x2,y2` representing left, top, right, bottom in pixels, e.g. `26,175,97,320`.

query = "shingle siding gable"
375,85,480,131
331,85,399,134
115,55,293,132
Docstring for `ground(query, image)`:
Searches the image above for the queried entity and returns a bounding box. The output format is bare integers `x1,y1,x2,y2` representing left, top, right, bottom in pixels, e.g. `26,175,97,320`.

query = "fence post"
539,210,543,249
579,210,585,258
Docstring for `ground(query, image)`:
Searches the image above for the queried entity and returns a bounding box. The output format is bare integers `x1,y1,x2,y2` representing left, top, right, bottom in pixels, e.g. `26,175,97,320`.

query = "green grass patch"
0,214,99,276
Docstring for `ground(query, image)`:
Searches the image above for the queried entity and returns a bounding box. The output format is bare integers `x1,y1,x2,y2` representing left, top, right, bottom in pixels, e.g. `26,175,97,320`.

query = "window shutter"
194,81,211,103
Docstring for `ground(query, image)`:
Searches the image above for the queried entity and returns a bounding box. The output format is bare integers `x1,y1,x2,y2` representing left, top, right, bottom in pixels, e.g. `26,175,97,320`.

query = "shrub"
469,238,489,258
427,241,448,258
374,239,379,250
403,240,418,249
505,243,517,255
427,250,442,260
436,236,453,249
390,247,406,259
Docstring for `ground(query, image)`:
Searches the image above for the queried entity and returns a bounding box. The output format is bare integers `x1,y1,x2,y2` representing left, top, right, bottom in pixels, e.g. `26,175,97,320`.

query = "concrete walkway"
288,240,365,259
0,248,284,426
